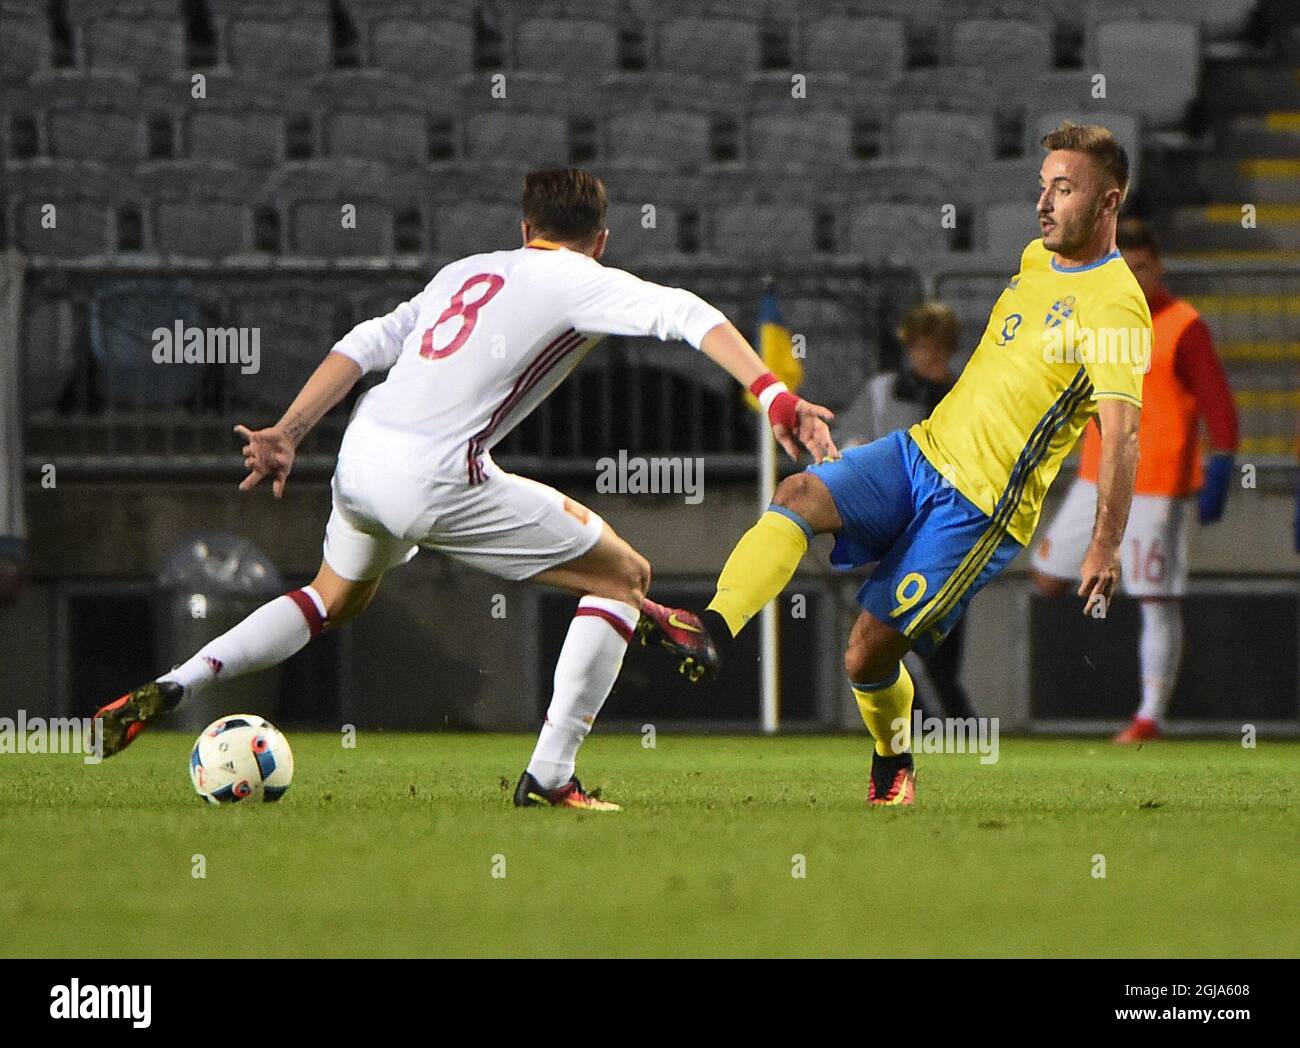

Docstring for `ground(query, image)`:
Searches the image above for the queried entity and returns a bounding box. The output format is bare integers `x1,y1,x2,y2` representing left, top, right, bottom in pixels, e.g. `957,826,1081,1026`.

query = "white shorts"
322,458,605,583
1032,478,1190,598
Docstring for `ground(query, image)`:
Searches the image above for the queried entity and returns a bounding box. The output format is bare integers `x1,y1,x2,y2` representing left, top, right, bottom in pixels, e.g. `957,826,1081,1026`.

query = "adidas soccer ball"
189,715,294,805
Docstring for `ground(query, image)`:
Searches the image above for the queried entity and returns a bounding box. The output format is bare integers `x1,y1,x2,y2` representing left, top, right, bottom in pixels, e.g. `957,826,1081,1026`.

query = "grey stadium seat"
748,111,853,170
47,109,143,164
516,18,619,76
431,203,522,258
657,18,759,77
892,111,995,169
981,200,1041,259
604,203,680,265
369,17,475,78
326,111,426,164
464,111,567,168
803,17,906,81
0,4,49,80
14,198,110,258
606,110,712,171
847,202,952,263
292,201,391,258
154,201,248,259
229,17,331,78
83,13,186,73
188,111,284,166
710,203,815,262
951,18,1052,92
1093,20,1199,126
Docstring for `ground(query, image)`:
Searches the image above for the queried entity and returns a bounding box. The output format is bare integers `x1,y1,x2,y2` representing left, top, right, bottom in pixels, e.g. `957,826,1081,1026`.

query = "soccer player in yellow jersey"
641,123,1151,804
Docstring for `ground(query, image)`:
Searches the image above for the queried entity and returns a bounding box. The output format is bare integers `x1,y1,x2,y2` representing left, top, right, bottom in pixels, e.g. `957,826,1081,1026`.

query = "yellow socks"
706,508,811,637
851,664,915,757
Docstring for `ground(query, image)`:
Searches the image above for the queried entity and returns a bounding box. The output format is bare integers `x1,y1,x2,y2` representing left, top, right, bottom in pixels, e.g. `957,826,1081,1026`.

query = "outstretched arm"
565,264,838,463
236,351,362,498
1078,397,1140,613
697,321,837,464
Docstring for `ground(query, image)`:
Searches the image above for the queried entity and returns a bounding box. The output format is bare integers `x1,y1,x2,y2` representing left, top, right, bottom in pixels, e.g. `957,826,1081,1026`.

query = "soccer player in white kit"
93,170,838,809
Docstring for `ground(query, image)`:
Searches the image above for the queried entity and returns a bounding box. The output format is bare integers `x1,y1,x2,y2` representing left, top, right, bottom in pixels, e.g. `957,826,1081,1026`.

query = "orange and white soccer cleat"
1114,716,1160,744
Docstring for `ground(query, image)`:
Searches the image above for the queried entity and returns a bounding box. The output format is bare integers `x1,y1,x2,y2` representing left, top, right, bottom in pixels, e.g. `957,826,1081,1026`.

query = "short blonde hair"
1041,121,1130,200
897,302,960,356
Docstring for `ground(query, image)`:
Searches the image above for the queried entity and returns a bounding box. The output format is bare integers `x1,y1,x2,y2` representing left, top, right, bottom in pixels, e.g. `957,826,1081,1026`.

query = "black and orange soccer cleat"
513,771,621,811
636,599,722,683
92,680,184,758
867,751,916,807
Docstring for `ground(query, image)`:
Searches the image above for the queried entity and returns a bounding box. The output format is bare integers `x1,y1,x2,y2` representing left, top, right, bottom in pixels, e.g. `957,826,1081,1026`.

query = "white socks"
527,596,639,790
158,587,329,699
1136,599,1184,723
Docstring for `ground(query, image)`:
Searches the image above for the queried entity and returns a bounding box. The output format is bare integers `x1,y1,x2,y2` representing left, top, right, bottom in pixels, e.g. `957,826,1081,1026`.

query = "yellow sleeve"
1083,293,1149,407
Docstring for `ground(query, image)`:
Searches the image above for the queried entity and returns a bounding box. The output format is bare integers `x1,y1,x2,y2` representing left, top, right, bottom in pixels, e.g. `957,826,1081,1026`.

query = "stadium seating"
980,200,1040,258
154,201,248,259
47,108,143,164
893,110,996,169
325,111,427,164
1093,20,1200,127
516,17,620,75
430,202,522,258
657,17,760,77
227,16,331,78
606,110,712,171
847,202,952,263
605,203,679,265
81,8,186,74
0,3,49,81
747,111,853,170
369,17,475,78
951,18,1053,94
803,16,907,81
711,203,817,262
7,0,1292,468
464,110,569,168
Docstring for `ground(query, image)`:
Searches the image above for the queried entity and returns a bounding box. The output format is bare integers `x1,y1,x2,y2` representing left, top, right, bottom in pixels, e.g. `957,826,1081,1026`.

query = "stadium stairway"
1147,0,1300,255
1142,0,1300,462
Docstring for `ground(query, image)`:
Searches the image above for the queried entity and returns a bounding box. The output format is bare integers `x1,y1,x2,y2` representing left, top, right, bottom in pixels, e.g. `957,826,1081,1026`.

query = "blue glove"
1198,453,1234,525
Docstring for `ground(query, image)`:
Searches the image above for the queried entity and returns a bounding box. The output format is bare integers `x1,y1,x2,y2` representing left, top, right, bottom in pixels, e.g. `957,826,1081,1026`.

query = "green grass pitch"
1,734,1296,957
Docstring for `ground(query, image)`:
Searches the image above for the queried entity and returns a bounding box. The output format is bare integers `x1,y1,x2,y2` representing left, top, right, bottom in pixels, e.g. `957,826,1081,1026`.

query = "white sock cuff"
301,585,328,619
576,595,640,633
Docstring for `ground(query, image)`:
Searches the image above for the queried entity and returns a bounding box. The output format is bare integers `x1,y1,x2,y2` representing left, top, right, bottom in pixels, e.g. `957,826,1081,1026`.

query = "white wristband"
757,381,789,414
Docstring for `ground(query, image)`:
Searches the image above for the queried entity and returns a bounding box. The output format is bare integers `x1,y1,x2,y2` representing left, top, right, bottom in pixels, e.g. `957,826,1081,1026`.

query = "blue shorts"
806,430,1023,658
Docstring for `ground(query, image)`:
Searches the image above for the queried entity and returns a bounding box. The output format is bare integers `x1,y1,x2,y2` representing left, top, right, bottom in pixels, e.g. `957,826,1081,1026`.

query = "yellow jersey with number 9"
909,239,1150,546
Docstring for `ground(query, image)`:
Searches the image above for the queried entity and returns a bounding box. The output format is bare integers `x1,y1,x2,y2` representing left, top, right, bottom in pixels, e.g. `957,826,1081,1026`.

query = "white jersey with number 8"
331,242,726,484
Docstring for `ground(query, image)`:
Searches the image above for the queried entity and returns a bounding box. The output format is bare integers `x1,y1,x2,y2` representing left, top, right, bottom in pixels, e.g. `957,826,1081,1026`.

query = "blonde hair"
1041,121,1130,200
897,302,960,355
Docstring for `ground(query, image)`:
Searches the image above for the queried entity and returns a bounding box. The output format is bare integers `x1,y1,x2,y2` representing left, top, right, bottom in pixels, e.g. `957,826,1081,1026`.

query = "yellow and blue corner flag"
745,285,803,412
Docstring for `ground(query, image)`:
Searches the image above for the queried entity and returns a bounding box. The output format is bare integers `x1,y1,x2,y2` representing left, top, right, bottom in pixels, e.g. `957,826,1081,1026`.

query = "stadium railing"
20,257,922,482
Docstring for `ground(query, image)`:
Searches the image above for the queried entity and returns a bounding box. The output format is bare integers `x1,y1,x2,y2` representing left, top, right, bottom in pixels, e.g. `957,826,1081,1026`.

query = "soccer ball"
189,715,294,805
